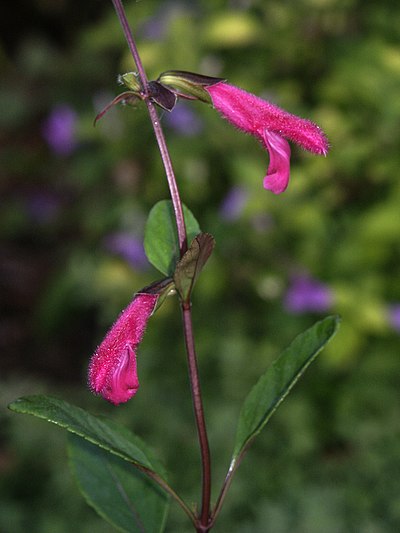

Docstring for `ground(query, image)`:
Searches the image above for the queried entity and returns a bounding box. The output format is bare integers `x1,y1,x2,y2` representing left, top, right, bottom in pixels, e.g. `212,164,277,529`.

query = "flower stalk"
111,0,187,256
110,1,211,529
101,3,329,531
182,302,212,531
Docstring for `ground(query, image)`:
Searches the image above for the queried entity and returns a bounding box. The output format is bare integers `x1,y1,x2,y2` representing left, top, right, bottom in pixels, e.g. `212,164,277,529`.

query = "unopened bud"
119,72,142,92
158,70,225,104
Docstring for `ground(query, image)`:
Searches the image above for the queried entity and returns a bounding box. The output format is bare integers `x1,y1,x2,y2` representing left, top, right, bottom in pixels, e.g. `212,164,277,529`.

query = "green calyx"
158,70,225,104
119,72,142,92
139,277,176,312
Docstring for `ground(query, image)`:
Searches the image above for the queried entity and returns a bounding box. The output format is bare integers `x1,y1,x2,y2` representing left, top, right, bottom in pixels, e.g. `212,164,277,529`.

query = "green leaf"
144,200,201,276
8,395,166,477
68,434,168,533
233,316,340,460
174,233,215,301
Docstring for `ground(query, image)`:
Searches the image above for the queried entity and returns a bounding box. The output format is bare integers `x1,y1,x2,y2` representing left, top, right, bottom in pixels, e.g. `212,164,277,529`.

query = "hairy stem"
182,302,212,531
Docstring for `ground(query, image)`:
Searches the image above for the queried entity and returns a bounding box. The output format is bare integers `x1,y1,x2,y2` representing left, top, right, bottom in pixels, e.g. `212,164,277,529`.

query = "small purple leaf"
94,92,140,125
148,81,177,111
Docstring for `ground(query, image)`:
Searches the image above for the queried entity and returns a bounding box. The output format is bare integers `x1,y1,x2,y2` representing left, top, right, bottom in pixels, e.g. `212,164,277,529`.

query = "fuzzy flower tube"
88,293,158,405
204,82,329,194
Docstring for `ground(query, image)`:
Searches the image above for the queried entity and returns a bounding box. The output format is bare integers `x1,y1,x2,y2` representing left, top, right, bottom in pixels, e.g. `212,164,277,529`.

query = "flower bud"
88,293,158,405
118,72,142,92
158,70,225,104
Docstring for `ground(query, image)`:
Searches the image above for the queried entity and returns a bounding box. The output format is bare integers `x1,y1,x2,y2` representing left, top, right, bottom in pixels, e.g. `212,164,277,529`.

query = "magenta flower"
219,186,249,221
165,101,204,136
205,82,328,194
88,293,158,405
103,233,149,271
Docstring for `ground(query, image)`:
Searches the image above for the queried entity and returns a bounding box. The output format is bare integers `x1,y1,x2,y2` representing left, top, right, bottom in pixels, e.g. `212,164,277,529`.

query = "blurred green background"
1,0,400,531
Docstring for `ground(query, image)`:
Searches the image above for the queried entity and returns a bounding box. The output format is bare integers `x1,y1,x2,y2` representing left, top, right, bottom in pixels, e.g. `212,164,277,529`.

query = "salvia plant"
8,1,340,532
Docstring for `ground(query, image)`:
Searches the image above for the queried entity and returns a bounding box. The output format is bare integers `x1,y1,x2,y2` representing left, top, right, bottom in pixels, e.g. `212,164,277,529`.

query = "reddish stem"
182,302,212,531
145,99,188,255
111,2,211,530
111,0,187,255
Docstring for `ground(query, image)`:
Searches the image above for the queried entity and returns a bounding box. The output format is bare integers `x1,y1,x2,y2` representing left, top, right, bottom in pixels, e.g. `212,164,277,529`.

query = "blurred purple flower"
26,191,61,223
139,3,190,40
164,102,203,136
387,305,400,332
104,233,149,271
284,274,333,314
140,13,167,40
42,104,78,156
219,186,249,221
250,213,274,233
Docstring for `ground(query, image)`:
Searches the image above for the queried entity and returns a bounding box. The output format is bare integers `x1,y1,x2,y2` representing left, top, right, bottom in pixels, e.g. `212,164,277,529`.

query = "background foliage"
1,0,400,531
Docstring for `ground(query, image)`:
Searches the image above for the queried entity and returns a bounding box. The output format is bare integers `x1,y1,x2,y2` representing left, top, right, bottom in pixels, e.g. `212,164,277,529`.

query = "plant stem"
136,465,198,527
111,0,188,256
209,458,239,528
182,302,212,531
111,2,210,530
146,100,188,255
111,0,149,90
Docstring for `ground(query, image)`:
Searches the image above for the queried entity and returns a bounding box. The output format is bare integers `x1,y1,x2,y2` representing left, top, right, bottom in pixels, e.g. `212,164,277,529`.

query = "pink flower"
88,293,158,405
205,82,328,194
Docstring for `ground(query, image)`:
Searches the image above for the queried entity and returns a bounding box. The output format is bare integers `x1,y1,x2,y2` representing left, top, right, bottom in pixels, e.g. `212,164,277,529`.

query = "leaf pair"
8,396,170,532
8,315,339,532
144,200,215,302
